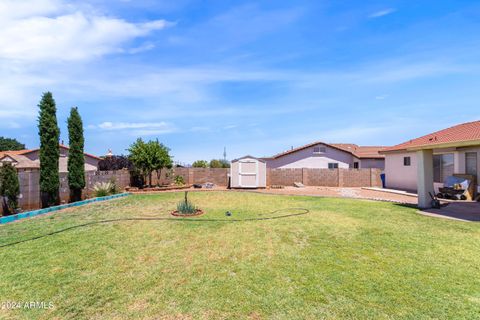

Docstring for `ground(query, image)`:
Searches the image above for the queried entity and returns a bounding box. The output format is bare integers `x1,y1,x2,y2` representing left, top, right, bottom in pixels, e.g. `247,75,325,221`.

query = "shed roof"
231,155,266,163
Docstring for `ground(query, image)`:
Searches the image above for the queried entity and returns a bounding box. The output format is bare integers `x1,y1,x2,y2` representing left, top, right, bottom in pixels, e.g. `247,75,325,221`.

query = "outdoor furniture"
437,174,476,201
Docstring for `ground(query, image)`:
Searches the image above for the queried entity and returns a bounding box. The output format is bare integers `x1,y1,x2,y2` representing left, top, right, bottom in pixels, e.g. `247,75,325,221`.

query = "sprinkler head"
225,211,232,216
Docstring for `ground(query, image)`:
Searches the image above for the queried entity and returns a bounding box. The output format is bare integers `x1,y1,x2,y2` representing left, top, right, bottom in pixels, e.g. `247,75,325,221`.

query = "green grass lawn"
1,191,480,319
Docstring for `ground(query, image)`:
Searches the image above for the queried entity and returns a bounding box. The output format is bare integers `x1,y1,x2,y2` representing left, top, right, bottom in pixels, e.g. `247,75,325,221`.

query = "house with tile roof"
0,144,100,172
263,142,386,170
381,120,480,208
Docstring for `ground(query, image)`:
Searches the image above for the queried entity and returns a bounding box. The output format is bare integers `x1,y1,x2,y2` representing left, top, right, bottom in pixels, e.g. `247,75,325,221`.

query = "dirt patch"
170,209,205,217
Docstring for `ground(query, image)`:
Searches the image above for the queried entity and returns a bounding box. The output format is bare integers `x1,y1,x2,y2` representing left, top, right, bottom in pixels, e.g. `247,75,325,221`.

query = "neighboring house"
0,151,39,170
381,121,480,208
263,142,385,170
0,145,100,172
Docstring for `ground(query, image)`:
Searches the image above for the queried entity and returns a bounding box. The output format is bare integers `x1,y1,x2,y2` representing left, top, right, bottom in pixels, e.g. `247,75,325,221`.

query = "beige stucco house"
382,121,480,208
0,145,100,172
263,142,385,170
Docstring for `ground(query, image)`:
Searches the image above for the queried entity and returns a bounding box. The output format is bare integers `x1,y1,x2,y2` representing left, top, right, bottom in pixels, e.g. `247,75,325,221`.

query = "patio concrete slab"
421,202,480,222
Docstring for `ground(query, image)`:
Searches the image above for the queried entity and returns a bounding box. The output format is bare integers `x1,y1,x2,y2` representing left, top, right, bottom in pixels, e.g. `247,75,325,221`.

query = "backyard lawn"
1,191,479,319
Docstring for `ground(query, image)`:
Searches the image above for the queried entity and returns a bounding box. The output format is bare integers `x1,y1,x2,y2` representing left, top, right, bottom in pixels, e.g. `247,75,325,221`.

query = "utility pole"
223,146,227,162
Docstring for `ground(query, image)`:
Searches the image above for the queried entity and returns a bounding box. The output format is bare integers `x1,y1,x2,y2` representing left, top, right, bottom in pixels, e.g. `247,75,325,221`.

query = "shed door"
239,160,258,187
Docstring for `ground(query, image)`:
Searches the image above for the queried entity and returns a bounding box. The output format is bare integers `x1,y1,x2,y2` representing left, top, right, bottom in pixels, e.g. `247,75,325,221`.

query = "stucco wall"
384,151,418,192
266,144,354,169
385,146,480,193
360,158,385,170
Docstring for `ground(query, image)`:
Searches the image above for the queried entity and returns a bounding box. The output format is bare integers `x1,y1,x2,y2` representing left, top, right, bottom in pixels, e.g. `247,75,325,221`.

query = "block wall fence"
9,168,382,212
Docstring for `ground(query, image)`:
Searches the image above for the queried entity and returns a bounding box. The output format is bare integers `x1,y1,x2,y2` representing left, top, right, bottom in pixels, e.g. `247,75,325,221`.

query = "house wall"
384,146,480,193
360,158,385,170
384,151,418,192
23,149,99,172
266,144,354,169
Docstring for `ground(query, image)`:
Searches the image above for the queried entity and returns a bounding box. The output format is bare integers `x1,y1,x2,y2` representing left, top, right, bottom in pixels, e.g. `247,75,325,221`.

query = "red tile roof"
330,144,386,159
0,153,39,169
266,141,385,159
0,150,31,158
382,120,480,153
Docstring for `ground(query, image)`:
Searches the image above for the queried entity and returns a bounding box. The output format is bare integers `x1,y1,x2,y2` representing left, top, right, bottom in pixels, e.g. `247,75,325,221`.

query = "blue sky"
1,0,480,163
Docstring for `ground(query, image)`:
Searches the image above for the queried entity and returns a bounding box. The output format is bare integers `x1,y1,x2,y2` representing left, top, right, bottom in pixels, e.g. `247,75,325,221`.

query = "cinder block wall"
15,169,131,211
266,168,382,188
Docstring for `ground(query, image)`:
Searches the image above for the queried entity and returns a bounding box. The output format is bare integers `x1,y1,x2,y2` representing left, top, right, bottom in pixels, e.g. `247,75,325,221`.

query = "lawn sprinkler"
225,211,232,217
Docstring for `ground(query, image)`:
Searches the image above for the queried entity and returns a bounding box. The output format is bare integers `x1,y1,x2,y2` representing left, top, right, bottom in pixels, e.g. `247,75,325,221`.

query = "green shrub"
176,191,197,214
0,163,20,215
174,175,185,186
109,177,120,194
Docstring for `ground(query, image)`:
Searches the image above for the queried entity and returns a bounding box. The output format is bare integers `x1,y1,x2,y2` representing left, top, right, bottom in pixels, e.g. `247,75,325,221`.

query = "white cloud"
368,8,396,18
92,121,176,136
0,0,170,61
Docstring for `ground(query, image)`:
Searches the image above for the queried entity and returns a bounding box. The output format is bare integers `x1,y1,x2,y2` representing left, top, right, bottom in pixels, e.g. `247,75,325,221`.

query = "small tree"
38,92,60,208
209,159,230,168
0,163,20,215
128,138,172,187
219,159,230,168
67,107,85,202
192,160,208,168
149,140,172,186
209,159,222,168
0,137,25,151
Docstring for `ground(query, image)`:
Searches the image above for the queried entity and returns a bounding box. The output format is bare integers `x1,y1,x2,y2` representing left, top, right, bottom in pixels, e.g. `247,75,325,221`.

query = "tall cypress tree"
67,107,85,202
38,92,60,208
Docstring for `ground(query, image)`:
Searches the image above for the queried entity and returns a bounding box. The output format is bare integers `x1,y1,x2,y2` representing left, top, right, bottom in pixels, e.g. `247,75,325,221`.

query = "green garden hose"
0,208,309,248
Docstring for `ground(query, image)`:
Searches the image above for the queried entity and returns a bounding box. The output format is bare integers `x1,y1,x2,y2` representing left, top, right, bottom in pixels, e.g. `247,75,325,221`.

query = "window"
353,162,359,169
433,153,454,183
328,163,338,169
465,152,477,177
313,146,326,153
403,157,411,166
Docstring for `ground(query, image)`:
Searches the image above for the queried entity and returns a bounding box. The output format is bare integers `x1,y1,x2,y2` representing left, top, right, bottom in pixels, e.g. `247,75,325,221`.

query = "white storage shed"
230,156,267,188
